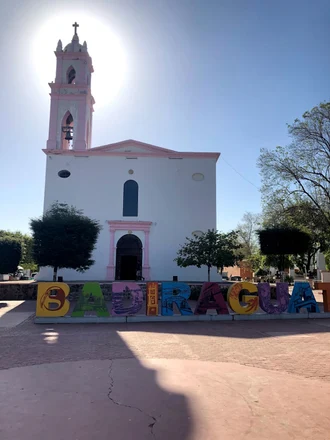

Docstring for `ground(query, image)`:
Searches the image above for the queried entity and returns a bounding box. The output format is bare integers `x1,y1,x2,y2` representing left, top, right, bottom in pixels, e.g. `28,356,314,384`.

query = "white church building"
39,24,220,282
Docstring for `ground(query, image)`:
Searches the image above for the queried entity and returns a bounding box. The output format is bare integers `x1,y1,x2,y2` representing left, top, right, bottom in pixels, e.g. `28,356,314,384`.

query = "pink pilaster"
106,228,116,280
46,96,59,149
144,231,150,265
143,230,151,280
55,54,63,83
77,60,85,84
74,99,87,150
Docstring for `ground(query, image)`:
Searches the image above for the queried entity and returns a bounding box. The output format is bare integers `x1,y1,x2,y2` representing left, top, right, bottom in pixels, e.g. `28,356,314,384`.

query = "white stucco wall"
38,152,219,282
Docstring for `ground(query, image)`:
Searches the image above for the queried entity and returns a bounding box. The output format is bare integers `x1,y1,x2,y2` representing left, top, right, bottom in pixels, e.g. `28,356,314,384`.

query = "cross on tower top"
72,22,79,35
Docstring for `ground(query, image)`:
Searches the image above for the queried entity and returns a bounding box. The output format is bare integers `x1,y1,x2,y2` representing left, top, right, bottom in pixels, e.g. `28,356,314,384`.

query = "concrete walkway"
1,358,330,439
1,314,330,439
0,300,35,328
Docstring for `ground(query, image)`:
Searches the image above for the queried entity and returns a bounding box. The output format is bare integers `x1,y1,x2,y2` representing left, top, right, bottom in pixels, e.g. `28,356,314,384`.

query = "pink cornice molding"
42,137,220,160
108,220,152,233
49,83,90,90
55,51,90,58
92,139,176,154
48,94,94,103
42,149,220,160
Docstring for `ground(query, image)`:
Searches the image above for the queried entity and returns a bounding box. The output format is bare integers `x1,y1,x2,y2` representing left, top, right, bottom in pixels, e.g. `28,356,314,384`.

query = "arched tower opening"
61,111,74,150
67,66,76,84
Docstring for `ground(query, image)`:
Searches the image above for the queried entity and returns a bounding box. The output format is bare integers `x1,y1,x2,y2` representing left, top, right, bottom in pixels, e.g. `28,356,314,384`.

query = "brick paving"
1,317,330,382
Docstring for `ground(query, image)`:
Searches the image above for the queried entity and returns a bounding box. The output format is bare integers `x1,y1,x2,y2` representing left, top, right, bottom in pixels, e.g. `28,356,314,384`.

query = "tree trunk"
306,251,312,274
208,266,210,282
53,266,58,282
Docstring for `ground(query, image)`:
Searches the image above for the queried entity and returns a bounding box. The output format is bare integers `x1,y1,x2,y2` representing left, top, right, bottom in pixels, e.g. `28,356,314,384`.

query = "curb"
34,312,330,324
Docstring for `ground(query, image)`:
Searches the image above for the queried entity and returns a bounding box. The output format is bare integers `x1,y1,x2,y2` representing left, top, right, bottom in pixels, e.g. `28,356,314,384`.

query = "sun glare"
32,13,128,108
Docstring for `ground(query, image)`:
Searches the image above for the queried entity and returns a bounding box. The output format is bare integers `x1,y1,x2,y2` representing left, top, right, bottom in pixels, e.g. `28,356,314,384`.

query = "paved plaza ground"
1,301,330,439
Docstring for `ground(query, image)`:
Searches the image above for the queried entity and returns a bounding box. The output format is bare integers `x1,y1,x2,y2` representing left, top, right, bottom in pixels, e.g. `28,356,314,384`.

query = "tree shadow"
120,318,330,339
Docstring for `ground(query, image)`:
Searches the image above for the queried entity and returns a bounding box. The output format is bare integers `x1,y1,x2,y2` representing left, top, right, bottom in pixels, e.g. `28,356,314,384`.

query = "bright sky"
0,0,329,234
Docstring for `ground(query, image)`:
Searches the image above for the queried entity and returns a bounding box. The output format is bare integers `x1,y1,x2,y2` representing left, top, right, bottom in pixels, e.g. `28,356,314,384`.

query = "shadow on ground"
0,324,194,440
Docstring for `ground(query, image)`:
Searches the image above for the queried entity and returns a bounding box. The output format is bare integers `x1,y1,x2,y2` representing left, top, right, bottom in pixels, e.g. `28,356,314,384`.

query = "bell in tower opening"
61,112,74,149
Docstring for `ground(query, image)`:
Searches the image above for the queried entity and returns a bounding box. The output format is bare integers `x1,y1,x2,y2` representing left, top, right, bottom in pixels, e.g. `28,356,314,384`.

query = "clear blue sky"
0,0,329,234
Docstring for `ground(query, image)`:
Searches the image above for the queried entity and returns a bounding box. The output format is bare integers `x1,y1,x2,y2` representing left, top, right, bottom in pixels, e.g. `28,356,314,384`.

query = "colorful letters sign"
258,283,289,314
35,280,325,319
194,282,229,315
112,282,143,316
227,282,259,315
314,282,330,312
71,282,109,317
146,282,159,316
36,283,70,317
288,282,320,313
161,282,193,316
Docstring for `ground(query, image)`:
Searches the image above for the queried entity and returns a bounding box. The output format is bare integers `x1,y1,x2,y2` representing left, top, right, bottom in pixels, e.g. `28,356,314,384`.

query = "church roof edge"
90,139,177,154
43,137,219,160
42,146,220,161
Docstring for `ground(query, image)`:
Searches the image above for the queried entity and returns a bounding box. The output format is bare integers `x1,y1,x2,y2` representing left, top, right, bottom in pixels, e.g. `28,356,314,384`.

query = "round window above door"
58,170,71,178
192,173,204,181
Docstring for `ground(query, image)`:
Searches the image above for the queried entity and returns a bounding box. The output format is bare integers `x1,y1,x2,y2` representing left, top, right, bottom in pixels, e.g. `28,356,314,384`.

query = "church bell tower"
46,22,94,151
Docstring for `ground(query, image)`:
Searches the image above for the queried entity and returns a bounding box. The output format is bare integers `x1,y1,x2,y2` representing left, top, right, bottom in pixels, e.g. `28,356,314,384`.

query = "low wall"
0,282,180,301
0,282,38,301
0,281,278,302
0,282,119,301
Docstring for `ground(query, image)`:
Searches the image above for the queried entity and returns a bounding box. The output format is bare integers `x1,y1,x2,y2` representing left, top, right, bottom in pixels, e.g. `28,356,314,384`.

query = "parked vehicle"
230,276,242,281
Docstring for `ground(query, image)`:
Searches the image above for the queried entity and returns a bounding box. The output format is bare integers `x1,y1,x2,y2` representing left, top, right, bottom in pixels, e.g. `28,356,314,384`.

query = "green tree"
0,238,22,274
262,200,330,273
30,202,101,281
236,212,261,273
263,254,294,272
257,227,310,272
248,251,266,273
0,230,37,271
175,229,242,281
236,212,261,257
258,102,330,227
20,235,38,271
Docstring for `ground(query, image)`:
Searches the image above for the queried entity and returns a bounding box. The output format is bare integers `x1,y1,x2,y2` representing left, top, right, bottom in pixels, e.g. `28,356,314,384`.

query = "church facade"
39,25,220,282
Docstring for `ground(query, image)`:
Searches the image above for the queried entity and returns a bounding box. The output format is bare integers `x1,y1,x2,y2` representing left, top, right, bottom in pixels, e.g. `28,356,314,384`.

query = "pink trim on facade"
108,220,152,232
42,148,220,160
55,51,90,59
55,56,63,83
142,230,151,280
74,99,87,150
106,227,116,280
106,221,152,281
143,266,151,280
47,96,59,149
48,92,92,100
92,139,176,154
106,265,115,279
49,83,90,90
144,231,150,266
109,230,115,264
